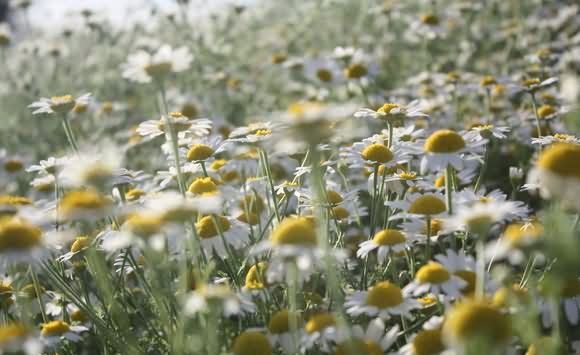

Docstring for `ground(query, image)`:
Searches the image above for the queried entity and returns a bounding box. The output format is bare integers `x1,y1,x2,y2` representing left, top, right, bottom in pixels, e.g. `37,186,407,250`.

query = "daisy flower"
340,134,409,169
0,322,42,355
58,189,113,222
40,320,88,346
0,217,51,273
420,129,484,173
345,281,420,320
387,192,447,221
399,319,447,355
486,220,544,264
453,188,530,221
137,112,212,141
196,215,249,259
302,312,340,352
357,229,414,264
29,93,91,115
403,261,467,298
231,331,272,355
228,121,281,144
526,143,580,209
531,133,580,146
465,124,510,141
184,135,229,164
354,101,428,123
267,309,303,354
337,319,399,354
442,200,519,235
303,56,344,85
121,45,193,83
184,283,255,317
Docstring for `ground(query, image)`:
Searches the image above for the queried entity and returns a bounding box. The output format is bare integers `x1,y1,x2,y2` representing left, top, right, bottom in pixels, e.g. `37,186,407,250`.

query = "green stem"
61,115,79,152
474,144,489,192
445,165,454,215
425,216,432,261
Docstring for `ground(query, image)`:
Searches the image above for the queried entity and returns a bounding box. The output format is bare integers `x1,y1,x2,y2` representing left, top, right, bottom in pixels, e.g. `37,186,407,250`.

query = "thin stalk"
445,165,454,215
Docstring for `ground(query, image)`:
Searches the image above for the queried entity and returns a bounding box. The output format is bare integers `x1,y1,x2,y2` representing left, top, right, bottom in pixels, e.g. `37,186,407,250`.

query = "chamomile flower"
465,124,510,141
531,133,580,146
302,312,340,352
29,93,91,116
387,192,447,221
442,200,517,235
228,121,281,144
122,45,193,83
0,217,50,273
526,143,580,209
40,320,87,346
196,215,249,259
403,261,467,298
345,281,420,320
335,319,399,355
58,189,113,222
303,56,344,85
420,129,483,173
232,331,272,355
357,229,414,263
267,309,303,353
354,101,428,123
0,322,42,355
137,112,212,140
184,135,229,164
340,135,409,169
184,283,255,317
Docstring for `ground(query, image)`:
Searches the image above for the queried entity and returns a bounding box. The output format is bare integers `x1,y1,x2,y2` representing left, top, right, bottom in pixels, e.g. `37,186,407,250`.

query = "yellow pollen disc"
366,281,404,308
537,143,580,179
231,331,272,355
362,144,394,163
443,299,511,346
181,103,198,118
305,313,335,334
424,129,465,153
41,320,70,337
316,69,333,82
420,13,440,25
480,75,497,87
377,103,400,115
70,236,91,253
419,295,437,307
71,309,89,323
210,159,227,170
271,53,287,64
412,329,445,355
126,188,146,201
332,207,350,220
144,62,172,78
492,285,529,307
239,194,266,214
187,144,214,162
125,213,163,237
271,217,317,246
416,262,450,284
537,104,556,119
59,190,110,217
492,84,506,97
553,133,572,140
245,262,268,289
0,195,32,206
222,170,239,182
422,219,442,236
196,215,231,239
408,195,446,215
399,171,417,180
561,278,580,298
504,222,543,246
237,212,260,225
254,129,272,137
434,175,445,188
335,338,380,355
268,309,301,334
161,206,197,223
523,78,540,87
0,219,42,252
50,95,76,113
373,229,406,246
0,323,27,345
326,190,344,205
344,63,368,79
3,160,23,172
188,177,218,195
540,93,556,103
455,271,476,295
447,71,460,82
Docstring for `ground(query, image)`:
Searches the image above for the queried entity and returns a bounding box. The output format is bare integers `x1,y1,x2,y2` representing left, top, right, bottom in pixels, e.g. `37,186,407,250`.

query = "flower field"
0,0,580,354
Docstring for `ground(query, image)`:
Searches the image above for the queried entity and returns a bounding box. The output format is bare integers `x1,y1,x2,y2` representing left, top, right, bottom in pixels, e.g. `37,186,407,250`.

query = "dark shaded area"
0,0,8,22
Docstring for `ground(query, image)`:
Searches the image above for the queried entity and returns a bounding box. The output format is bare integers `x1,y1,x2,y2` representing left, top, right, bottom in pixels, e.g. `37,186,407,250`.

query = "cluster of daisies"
1,0,580,354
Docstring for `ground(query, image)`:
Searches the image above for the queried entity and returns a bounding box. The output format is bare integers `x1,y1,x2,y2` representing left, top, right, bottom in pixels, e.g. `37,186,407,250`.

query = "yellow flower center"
245,262,268,289
41,320,70,337
504,222,543,247
424,130,466,153
126,188,146,201
412,329,445,355
443,300,511,346
399,171,417,180
59,190,110,218
0,195,32,206
254,129,272,137
144,62,172,78
366,281,404,308
71,309,89,323
50,95,76,113
196,215,231,239
373,229,406,246
553,133,572,141
70,236,91,253
0,219,42,252
187,144,215,162
239,194,266,214
523,78,540,87
492,84,506,97
416,262,450,284
422,219,442,236
480,75,497,87
332,207,350,220
344,63,368,79
316,69,333,82
188,177,219,195
181,103,198,118
455,270,476,295
434,175,446,188
447,71,460,82
335,338,383,355
326,189,344,205
537,104,556,119
420,13,440,26
232,331,272,355
210,159,228,170
268,309,300,334
537,143,580,179
271,53,287,64
377,103,399,115
492,285,529,307
237,212,260,225
362,144,394,163
271,217,317,246
305,313,335,334
0,323,27,346
3,160,23,173
409,195,446,215
125,213,163,237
